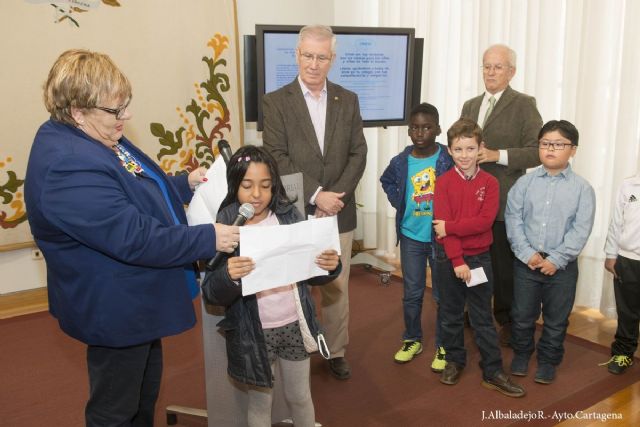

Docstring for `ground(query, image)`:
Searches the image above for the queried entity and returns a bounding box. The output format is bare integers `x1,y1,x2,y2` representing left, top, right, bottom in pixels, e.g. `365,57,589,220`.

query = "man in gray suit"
461,44,542,346
262,25,367,380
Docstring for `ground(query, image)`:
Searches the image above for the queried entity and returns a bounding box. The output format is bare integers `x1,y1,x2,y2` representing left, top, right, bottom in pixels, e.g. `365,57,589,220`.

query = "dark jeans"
491,221,515,326
511,260,578,366
435,247,502,380
400,235,441,346
86,339,163,427
612,255,640,357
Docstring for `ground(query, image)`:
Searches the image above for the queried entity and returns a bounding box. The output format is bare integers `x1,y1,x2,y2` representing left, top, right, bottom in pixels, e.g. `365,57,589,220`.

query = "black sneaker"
599,355,634,375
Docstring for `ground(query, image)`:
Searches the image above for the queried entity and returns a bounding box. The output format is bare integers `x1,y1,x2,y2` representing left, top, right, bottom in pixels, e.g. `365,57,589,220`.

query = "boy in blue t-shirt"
380,103,454,370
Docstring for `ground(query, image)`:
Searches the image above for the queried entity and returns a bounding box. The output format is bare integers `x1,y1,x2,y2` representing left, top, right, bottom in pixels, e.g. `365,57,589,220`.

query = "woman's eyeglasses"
95,99,131,119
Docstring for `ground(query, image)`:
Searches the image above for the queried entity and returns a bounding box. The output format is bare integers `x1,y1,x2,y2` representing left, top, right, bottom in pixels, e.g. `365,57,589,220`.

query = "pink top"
251,211,299,329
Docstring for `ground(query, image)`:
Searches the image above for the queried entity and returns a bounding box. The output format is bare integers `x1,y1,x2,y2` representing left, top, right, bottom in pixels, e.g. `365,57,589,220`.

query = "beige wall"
0,0,243,294
1,0,338,294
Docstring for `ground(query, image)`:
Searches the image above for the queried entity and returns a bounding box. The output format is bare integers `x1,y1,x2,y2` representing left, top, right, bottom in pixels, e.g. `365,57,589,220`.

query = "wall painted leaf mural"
151,34,233,176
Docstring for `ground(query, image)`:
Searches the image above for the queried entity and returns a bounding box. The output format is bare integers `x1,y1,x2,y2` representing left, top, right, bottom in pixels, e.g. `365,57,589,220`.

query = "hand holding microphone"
208,203,255,269
213,223,240,253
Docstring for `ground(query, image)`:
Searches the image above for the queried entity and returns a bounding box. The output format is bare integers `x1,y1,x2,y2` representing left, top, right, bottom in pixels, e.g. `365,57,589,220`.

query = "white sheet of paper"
466,267,488,287
186,156,227,226
240,216,341,296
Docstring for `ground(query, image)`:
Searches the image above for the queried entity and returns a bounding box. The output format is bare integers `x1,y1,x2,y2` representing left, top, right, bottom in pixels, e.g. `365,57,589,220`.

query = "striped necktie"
482,96,496,127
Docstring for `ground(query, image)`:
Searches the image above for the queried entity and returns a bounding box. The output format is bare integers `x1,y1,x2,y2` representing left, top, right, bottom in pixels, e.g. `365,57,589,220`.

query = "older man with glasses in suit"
262,24,367,381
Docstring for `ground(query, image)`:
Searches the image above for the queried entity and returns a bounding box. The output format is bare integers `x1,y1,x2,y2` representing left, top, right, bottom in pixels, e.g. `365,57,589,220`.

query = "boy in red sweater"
433,118,525,397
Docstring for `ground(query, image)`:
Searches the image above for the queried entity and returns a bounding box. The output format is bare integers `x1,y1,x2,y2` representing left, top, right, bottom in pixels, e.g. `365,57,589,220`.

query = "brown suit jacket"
461,85,543,220
262,78,367,232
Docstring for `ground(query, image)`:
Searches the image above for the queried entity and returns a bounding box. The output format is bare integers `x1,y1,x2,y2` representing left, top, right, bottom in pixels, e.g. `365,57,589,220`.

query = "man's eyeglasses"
299,52,332,64
481,64,510,73
539,140,574,150
95,99,131,120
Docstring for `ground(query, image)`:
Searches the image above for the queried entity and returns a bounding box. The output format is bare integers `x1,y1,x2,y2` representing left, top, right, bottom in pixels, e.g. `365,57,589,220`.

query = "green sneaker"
394,340,423,363
431,346,447,373
599,355,634,375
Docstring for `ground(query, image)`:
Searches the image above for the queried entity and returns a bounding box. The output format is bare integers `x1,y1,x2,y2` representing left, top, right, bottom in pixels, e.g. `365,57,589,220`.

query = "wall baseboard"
0,287,48,319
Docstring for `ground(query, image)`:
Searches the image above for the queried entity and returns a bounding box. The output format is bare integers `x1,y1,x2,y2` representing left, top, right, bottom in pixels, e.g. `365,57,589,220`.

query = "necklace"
113,143,144,175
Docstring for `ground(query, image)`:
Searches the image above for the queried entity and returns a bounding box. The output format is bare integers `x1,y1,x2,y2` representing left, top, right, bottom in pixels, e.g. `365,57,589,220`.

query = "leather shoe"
440,362,464,385
498,323,512,348
482,371,526,398
328,357,351,380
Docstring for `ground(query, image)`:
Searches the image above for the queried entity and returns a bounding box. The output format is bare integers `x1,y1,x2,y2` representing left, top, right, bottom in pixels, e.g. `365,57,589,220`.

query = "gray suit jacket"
461,85,543,220
262,78,367,232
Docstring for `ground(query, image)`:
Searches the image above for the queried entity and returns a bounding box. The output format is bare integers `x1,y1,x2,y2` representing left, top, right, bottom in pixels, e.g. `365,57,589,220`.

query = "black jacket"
201,202,341,387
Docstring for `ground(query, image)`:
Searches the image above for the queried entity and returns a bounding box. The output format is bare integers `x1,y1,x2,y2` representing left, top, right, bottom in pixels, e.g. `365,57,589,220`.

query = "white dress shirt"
298,76,328,204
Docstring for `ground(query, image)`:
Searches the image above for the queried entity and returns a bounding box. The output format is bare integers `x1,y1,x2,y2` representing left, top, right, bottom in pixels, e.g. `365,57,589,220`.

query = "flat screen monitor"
255,25,416,130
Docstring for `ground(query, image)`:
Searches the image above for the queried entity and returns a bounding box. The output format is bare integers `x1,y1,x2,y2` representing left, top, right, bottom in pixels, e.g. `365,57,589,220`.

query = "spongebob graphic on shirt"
400,151,439,242
410,166,436,216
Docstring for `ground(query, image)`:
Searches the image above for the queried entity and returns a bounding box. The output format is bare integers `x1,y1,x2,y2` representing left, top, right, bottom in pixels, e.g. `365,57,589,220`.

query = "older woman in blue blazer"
24,49,239,426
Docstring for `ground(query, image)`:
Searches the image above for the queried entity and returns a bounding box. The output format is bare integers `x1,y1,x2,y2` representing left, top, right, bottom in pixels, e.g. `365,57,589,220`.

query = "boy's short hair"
410,102,439,124
538,120,579,145
447,118,483,147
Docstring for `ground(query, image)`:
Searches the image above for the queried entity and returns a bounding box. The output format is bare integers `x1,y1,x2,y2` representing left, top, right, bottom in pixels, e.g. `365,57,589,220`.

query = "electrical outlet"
31,249,44,260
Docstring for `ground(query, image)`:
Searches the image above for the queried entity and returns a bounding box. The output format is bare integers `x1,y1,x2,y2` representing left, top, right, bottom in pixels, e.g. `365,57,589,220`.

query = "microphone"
206,203,255,269
218,139,233,165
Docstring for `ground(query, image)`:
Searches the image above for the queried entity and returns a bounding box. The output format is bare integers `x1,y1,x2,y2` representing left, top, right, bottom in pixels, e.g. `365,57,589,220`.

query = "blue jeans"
400,235,441,347
511,260,578,366
434,246,502,379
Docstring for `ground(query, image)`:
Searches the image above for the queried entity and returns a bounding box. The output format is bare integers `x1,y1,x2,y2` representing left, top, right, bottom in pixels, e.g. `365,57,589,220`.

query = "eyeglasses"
481,64,511,73
539,140,574,150
299,51,332,64
95,99,131,119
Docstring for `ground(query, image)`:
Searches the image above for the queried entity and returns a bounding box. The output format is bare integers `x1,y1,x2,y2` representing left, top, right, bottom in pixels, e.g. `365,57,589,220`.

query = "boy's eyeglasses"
298,52,331,64
95,99,131,120
539,140,574,151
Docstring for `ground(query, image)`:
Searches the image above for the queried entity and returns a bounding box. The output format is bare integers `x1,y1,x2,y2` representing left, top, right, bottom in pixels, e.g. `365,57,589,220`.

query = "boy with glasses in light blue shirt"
505,120,595,384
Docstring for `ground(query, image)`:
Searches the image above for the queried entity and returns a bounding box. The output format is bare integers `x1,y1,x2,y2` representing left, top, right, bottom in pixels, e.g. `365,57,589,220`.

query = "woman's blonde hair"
43,49,132,126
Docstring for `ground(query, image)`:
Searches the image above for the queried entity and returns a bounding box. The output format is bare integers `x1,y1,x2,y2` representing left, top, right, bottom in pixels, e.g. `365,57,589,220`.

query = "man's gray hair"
298,25,336,54
484,44,517,68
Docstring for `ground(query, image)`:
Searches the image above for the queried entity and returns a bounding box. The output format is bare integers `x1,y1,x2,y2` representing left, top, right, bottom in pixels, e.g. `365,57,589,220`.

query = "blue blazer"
25,120,217,347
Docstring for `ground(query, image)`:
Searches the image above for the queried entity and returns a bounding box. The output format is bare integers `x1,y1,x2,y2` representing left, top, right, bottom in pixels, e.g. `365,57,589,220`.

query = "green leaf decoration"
0,171,24,204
